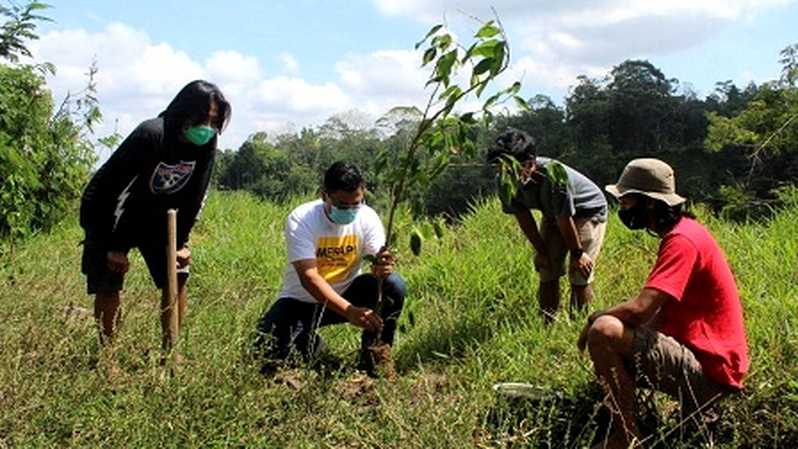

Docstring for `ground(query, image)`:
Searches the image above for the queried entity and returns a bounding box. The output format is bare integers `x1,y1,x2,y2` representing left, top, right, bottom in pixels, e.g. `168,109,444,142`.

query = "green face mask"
184,125,216,146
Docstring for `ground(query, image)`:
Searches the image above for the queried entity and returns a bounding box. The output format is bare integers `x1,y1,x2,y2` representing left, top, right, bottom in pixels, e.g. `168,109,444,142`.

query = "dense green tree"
217,132,317,200
1,2,98,238
214,50,795,223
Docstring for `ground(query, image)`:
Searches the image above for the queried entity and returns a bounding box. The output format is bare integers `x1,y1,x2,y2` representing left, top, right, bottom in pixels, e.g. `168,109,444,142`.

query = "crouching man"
577,159,749,448
254,161,405,379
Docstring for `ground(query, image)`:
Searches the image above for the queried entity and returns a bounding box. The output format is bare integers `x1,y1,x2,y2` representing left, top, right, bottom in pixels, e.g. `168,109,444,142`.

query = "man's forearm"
298,272,352,317
591,299,656,328
556,216,582,252
515,211,546,253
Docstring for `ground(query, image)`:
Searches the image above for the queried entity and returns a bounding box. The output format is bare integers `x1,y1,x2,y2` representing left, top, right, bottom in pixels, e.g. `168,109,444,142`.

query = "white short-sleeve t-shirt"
278,199,385,303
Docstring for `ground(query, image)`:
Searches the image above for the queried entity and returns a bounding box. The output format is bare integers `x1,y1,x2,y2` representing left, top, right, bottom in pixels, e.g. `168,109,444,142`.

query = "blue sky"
31,0,798,156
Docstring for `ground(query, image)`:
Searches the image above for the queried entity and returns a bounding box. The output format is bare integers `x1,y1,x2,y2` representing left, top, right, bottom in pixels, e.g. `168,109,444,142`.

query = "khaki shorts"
628,326,731,416
535,216,606,285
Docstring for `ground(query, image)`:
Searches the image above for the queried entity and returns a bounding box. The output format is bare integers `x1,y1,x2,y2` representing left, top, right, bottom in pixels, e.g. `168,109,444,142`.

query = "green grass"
1,191,797,448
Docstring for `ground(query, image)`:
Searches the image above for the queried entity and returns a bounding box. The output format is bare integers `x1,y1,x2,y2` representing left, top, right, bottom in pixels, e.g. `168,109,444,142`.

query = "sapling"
377,14,528,252
363,14,529,360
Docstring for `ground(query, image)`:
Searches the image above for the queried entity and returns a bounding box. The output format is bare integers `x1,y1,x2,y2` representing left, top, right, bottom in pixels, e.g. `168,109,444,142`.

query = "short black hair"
323,161,364,193
486,128,536,164
160,80,232,139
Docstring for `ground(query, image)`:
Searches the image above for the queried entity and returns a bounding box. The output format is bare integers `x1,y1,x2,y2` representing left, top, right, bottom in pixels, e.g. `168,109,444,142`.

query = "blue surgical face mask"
329,205,359,225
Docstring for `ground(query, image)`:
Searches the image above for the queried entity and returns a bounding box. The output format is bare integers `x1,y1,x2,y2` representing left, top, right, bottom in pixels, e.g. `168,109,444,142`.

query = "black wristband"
570,248,584,259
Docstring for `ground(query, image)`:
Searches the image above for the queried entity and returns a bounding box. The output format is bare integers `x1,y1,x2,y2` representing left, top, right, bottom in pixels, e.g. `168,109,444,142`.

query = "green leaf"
475,80,488,98
470,73,480,88
514,95,531,112
462,42,478,63
444,87,463,107
441,101,455,118
470,39,501,59
426,130,445,154
475,22,501,39
425,76,444,88
415,24,443,49
472,57,494,76
491,44,506,75
483,92,502,111
432,34,453,50
435,50,458,81
422,47,437,67
429,154,449,179
544,161,569,190
497,155,522,205
438,85,460,101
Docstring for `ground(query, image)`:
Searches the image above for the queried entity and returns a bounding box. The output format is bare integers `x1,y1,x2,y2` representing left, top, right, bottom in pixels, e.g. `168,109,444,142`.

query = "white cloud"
26,23,381,158
206,50,262,85
30,22,466,161
372,0,795,94
255,77,351,113
335,49,432,115
507,56,605,91
373,0,793,23
34,0,789,165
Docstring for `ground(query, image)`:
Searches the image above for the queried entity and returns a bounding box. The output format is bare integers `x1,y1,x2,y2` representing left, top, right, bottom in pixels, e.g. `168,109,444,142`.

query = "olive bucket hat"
605,158,686,206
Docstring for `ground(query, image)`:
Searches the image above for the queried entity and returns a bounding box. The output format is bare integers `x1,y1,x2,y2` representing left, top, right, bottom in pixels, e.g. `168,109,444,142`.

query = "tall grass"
0,191,796,448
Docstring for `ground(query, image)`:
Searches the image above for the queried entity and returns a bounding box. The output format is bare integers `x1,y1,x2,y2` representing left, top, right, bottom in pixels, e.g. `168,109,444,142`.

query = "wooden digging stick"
161,209,179,353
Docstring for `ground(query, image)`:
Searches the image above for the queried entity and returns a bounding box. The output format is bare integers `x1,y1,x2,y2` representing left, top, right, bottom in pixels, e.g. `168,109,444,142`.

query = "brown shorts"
628,327,732,416
535,216,606,285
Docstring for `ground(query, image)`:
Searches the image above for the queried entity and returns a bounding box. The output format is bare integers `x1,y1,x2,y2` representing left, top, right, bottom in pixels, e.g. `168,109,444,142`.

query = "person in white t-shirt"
254,161,406,377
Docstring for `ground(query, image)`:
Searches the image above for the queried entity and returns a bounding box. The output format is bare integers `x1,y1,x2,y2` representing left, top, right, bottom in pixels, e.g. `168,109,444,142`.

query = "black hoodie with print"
79,117,215,252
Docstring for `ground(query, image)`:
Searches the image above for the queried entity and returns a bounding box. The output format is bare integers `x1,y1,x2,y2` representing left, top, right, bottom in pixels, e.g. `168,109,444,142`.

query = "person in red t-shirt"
576,159,749,449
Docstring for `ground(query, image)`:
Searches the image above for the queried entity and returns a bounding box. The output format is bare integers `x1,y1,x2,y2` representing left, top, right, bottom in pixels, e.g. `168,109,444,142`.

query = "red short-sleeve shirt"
645,218,750,389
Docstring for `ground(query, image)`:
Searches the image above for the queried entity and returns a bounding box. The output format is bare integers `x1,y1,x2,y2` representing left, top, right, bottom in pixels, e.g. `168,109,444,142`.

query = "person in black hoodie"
80,80,231,349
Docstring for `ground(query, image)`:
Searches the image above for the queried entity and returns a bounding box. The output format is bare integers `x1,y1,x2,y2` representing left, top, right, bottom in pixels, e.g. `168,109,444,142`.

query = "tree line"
216,49,798,221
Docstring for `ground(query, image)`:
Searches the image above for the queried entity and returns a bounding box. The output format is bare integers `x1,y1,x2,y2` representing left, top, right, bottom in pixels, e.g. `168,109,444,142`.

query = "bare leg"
587,315,642,449
570,283,594,315
94,290,121,344
538,280,560,324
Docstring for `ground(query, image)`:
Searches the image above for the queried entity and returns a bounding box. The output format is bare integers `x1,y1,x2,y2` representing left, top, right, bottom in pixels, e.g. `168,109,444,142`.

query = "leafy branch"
377,14,528,254
0,1,51,63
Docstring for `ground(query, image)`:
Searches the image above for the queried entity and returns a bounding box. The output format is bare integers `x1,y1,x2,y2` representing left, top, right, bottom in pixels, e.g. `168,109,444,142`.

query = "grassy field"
1,191,797,448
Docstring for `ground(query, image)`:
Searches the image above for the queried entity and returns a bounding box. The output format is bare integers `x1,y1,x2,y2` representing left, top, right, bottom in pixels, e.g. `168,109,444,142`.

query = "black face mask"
618,203,649,230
